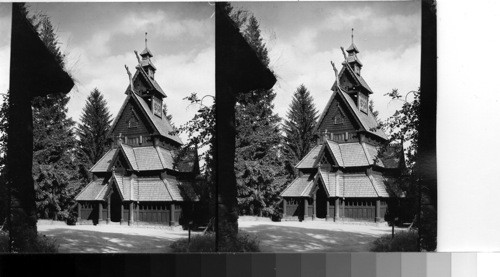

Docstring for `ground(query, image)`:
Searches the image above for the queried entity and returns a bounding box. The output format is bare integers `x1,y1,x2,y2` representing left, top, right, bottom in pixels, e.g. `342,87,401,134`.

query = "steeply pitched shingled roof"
284,170,391,198
296,145,323,169
315,85,385,141
75,179,108,201
337,88,386,140
297,140,400,169
280,174,315,197
76,174,198,202
90,149,117,172
90,145,192,173
132,93,182,144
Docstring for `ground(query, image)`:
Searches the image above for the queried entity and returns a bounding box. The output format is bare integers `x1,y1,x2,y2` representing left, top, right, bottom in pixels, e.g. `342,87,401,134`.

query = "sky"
0,2,215,142
233,1,421,122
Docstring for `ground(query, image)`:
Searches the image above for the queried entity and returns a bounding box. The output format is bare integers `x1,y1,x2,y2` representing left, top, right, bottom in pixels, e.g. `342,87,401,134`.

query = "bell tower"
345,28,363,75
138,32,157,79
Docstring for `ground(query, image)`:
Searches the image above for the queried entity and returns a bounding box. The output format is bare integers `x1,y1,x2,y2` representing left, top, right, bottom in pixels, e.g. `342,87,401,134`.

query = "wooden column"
342,198,345,219
106,195,111,224
335,198,340,221
77,203,81,222
375,199,381,222
303,198,308,220
120,203,124,224
312,194,316,220
98,202,103,224
283,199,287,219
129,202,134,225
326,199,330,221
170,203,175,226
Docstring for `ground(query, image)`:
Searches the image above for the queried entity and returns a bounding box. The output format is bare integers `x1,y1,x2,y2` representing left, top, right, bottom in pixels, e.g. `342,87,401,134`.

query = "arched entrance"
315,182,327,218
110,189,122,222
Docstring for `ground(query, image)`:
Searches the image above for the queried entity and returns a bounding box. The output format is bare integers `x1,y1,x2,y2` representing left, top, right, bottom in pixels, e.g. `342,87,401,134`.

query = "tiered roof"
75,173,198,202
296,139,401,170
90,143,196,173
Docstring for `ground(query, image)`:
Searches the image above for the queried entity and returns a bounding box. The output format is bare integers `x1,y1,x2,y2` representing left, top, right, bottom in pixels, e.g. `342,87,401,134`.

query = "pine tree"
231,12,288,217
76,88,112,166
283,84,318,167
29,14,81,221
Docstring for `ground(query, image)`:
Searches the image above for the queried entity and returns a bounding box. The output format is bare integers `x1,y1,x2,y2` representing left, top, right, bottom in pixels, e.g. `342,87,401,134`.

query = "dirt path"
38,220,399,253
239,220,399,252
38,223,189,253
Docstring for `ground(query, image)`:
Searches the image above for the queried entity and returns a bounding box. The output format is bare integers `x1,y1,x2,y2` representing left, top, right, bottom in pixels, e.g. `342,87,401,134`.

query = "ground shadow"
39,228,188,253
240,224,391,252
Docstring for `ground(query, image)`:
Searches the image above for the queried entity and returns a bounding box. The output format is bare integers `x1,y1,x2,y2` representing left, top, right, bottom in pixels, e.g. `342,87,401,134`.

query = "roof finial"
351,28,354,44
145,32,148,48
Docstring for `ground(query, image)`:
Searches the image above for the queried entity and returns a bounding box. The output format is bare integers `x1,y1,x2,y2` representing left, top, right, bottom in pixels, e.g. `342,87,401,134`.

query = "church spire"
137,32,156,78
345,28,362,74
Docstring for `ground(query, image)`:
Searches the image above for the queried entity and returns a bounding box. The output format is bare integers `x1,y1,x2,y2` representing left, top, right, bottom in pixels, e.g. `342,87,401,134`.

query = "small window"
152,98,162,118
128,112,139,128
334,114,344,125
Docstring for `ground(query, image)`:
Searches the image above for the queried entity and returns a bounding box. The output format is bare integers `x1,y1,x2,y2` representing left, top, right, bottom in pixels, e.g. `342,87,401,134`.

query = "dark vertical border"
417,0,437,251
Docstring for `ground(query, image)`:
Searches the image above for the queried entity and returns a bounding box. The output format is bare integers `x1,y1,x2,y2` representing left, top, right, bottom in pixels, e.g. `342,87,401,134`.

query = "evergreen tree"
178,93,215,225
29,13,81,221
283,84,318,167
76,88,112,166
230,11,289,217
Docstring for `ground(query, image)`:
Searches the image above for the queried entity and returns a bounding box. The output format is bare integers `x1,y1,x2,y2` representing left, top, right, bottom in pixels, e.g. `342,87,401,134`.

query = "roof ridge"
111,172,125,200
95,180,109,200
155,145,168,169
313,89,337,134
119,143,138,171
301,177,315,197
90,148,116,172
360,142,372,165
366,171,382,197
316,170,331,197
108,94,132,137
332,141,345,167
161,177,174,201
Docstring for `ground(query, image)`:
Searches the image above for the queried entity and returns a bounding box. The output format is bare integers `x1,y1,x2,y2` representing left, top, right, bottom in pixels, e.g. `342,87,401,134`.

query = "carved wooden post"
129,202,134,225
170,203,175,226
283,198,287,219
215,3,276,251
6,3,74,251
335,198,340,221
326,199,330,221
77,203,82,222
375,199,381,223
98,202,103,224
303,198,309,220
120,203,124,224
107,194,111,224
312,194,316,220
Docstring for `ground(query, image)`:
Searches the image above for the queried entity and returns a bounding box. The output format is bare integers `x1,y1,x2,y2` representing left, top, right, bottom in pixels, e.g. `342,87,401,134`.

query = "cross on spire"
351,28,354,44
145,32,148,48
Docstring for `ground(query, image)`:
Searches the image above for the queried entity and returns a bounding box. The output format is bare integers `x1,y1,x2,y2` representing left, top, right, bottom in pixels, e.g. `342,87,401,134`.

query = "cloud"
267,31,420,124
322,6,420,36
65,42,214,133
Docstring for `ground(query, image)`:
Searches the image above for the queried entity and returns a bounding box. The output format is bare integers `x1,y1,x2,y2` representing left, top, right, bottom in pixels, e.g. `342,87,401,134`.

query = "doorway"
315,182,327,218
110,190,122,222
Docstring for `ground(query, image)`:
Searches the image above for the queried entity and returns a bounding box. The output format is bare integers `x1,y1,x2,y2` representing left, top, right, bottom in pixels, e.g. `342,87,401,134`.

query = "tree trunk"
215,81,238,246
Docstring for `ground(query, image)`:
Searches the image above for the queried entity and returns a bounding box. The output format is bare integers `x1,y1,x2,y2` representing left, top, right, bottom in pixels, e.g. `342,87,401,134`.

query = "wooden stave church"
75,43,199,226
280,40,404,223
